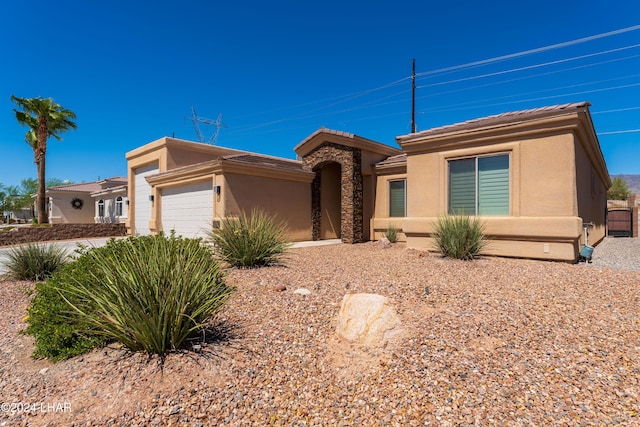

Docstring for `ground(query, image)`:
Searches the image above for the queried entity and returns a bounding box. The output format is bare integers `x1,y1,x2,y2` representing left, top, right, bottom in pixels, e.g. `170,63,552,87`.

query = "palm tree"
11,96,77,224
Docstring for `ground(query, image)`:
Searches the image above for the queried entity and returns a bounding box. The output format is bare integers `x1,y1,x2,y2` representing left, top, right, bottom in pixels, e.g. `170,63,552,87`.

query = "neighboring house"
126,102,610,261
47,177,128,224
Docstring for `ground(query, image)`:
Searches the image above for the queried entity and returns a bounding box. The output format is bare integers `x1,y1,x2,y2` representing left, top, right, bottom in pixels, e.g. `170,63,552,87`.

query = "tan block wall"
221,173,312,241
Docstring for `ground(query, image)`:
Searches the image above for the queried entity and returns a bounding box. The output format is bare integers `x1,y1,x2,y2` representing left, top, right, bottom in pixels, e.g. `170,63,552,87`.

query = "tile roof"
397,102,591,141
47,176,128,193
375,153,407,167
223,153,305,172
47,182,103,193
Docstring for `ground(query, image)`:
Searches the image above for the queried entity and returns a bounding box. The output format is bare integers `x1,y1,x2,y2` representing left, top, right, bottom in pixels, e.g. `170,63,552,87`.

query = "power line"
420,54,640,99
223,25,640,139
416,44,640,88
420,82,640,114
599,129,640,135
415,24,640,78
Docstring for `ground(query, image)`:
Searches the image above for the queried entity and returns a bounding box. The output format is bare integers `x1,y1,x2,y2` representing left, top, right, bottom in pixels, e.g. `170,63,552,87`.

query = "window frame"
388,179,407,218
448,153,510,216
98,199,105,218
115,196,123,217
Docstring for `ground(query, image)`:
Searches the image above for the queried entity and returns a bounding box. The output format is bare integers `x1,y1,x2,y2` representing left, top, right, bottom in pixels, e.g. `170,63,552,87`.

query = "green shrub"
207,209,292,268
58,234,234,357
432,215,488,260
383,223,400,243
4,243,68,280
22,246,108,361
23,234,234,360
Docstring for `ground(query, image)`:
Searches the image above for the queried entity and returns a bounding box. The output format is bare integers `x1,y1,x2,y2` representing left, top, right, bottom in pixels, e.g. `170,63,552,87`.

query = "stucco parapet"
126,137,246,161
399,114,584,155
397,102,591,143
146,158,315,188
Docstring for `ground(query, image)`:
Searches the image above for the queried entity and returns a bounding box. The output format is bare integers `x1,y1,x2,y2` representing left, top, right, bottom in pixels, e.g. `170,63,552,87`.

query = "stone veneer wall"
302,142,363,243
0,223,126,247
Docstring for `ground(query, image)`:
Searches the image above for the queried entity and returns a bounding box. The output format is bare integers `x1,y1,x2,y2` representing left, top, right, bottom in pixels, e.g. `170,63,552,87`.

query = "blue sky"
1,1,639,188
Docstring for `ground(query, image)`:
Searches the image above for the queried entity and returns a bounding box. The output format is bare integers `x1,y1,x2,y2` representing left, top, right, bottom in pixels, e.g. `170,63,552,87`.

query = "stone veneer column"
302,142,363,243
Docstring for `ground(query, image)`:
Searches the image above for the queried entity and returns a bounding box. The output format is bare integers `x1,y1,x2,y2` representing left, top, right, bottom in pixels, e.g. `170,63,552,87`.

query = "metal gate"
607,208,633,237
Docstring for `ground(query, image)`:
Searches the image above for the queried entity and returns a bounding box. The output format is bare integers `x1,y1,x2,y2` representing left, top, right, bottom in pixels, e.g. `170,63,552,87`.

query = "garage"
161,181,214,238
133,163,159,235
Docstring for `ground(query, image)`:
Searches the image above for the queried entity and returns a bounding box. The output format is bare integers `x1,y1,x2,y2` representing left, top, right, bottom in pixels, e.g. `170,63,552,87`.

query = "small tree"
608,177,631,200
11,96,77,224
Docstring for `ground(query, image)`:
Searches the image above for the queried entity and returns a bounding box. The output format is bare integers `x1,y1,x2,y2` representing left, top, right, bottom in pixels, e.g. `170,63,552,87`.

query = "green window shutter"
389,180,406,217
449,158,476,215
478,155,509,216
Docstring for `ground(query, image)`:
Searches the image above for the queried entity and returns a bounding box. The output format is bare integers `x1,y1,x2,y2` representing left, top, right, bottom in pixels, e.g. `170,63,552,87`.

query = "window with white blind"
389,179,406,217
448,154,509,216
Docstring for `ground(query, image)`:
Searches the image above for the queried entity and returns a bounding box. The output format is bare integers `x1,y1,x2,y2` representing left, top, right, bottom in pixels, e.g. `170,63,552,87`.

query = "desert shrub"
4,243,68,280
23,234,233,360
432,215,487,260
207,209,291,268
58,233,234,357
383,223,400,243
22,246,108,361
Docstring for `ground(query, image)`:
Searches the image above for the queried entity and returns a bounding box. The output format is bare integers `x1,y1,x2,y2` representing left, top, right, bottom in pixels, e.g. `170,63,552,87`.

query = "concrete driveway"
0,237,117,275
0,237,341,275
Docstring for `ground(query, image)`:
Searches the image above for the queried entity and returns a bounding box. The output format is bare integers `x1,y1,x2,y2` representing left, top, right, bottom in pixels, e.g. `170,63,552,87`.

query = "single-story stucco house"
46,177,128,224
126,102,610,261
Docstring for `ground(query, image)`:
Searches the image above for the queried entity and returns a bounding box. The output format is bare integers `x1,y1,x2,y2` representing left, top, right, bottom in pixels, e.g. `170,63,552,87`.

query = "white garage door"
161,181,214,238
133,163,159,235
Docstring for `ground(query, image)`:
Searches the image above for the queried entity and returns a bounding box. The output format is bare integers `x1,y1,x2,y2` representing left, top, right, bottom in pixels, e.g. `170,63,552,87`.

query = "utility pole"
411,58,416,133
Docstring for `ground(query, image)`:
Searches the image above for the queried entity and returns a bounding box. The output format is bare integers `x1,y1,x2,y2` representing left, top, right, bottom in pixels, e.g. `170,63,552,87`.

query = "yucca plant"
4,243,68,280
383,223,400,243
55,234,234,357
207,209,291,268
432,215,488,260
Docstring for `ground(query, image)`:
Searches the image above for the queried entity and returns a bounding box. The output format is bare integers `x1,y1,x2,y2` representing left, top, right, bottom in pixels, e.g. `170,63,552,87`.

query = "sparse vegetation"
207,209,292,268
432,215,488,260
4,243,68,281
383,223,400,243
23,234,234,360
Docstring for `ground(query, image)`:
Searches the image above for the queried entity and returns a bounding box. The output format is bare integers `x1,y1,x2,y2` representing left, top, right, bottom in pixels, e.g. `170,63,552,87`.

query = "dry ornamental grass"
1,242,639,426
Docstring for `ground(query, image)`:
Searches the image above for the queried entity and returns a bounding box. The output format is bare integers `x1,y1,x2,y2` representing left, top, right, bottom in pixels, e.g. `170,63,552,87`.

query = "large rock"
336,293,403,347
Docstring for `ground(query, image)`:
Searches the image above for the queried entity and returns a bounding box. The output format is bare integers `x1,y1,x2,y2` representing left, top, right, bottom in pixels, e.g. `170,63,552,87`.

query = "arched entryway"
303,142,363,243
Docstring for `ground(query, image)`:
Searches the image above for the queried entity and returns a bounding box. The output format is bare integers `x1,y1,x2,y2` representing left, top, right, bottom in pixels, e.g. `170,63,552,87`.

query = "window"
98,199,105,217
115,196,123,216
389,179,406,217
448,154,509,216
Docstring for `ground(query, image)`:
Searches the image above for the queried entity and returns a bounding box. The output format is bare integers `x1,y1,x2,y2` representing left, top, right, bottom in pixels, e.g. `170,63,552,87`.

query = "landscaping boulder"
376,237,391,249
336,293,403,347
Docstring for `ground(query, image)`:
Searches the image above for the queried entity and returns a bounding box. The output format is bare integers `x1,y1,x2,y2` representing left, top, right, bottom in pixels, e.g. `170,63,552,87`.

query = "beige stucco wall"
398,116,608,261
49,193,95,224
372,171,407,242
573,132,608,246
221,173,312,241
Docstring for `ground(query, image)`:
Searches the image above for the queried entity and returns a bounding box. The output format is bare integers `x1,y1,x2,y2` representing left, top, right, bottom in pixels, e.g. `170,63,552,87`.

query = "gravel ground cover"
591,237,640,272
1,243,639,426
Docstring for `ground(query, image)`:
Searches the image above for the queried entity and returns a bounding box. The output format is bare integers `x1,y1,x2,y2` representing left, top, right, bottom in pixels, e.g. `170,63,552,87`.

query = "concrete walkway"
0,237,342,275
